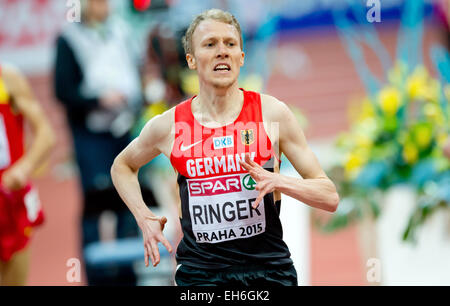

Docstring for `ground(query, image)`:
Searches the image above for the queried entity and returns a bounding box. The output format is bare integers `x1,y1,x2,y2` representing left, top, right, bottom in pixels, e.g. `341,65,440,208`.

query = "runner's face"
188,19,244,89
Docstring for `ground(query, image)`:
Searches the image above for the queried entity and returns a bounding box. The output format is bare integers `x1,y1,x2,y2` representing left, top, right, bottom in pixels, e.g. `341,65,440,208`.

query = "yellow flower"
344,148,370,178
345,154,363,179
378,86,402,116
406,66,429,100
403,142,418,164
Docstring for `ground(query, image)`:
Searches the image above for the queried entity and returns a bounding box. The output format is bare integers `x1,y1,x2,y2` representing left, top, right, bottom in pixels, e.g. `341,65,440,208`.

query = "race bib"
0,114,11,170
187,173,266,244
24,187,41,223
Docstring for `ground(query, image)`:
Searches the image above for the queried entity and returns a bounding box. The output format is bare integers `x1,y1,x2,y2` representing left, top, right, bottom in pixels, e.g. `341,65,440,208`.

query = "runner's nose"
216,42,229,59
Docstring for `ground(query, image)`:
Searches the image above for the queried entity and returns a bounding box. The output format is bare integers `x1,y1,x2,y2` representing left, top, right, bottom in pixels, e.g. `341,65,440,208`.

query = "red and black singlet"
170,89,292,269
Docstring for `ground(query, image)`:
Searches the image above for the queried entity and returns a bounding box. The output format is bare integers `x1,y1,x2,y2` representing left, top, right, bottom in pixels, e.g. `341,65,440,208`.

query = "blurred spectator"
142,22,187,106
53,0,153,286
0,64,55,285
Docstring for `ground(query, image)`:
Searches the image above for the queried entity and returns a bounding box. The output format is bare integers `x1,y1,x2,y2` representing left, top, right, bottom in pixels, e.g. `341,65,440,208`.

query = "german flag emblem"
240,129,254,145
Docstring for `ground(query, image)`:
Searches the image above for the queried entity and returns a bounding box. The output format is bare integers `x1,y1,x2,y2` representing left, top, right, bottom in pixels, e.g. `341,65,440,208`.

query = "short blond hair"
182,9,243,55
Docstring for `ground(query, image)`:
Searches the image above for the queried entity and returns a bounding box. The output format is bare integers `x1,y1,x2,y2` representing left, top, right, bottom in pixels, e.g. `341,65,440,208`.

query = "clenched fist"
2,163,29,191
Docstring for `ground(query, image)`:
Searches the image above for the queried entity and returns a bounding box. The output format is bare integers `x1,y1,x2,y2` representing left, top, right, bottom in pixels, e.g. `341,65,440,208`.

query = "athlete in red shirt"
111,9,339,285
0,64,55,285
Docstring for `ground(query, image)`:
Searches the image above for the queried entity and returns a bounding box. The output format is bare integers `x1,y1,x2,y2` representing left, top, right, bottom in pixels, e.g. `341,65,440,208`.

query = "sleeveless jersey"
0,65,44,262
170,89,293,269
0,66,25,177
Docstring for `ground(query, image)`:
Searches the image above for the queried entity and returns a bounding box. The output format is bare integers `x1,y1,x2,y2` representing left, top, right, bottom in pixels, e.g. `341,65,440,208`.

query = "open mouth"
214,63,231,72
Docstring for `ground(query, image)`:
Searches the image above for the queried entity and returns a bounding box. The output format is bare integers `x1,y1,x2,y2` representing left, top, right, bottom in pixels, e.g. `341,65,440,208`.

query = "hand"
1,163,30,191
239,154,279,209
99,90,127,111
139,215,173,267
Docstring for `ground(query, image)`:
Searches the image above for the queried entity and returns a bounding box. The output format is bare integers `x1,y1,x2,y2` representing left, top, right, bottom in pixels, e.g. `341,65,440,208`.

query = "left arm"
240,96,339,212
1,65,56,191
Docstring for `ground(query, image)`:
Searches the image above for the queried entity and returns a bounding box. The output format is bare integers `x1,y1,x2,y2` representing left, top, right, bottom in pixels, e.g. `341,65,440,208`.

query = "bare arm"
111,108,174,267
2,65,55,191
240,96,339,212
277,99,339,212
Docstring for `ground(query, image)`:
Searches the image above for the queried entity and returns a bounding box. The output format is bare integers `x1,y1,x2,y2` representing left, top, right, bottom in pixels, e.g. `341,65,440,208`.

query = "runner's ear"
186,53,196,70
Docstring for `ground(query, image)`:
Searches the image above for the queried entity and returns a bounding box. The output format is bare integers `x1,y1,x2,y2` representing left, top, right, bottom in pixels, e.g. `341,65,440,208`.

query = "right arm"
111,108,174,267
1,65,56,191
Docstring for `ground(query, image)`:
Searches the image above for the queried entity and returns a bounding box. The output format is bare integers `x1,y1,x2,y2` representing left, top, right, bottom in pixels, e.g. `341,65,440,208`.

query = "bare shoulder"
260,93,291,123
1,63,38,115
138,106,176,156
2,64,26,89
140,106,175,140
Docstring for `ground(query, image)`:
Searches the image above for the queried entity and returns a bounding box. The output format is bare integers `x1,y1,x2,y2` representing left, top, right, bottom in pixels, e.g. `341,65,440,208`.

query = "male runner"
0,64,55,285
111,9,339,286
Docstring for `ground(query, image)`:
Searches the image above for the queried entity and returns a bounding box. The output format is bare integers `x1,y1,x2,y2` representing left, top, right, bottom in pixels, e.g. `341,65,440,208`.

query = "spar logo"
242,174,256,190
188,175,242,197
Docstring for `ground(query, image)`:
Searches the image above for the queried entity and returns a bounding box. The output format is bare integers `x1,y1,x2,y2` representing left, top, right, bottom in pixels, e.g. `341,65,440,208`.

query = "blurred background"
0,0,448,285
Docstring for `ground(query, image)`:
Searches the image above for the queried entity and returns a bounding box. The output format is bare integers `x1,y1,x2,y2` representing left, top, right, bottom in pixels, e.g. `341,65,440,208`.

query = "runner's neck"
192,86,244,127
